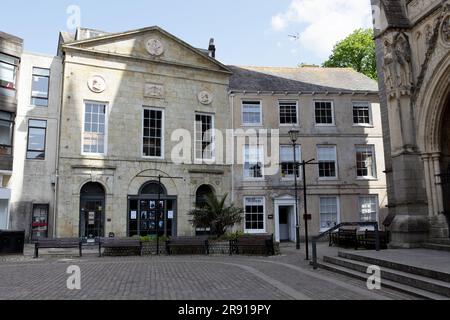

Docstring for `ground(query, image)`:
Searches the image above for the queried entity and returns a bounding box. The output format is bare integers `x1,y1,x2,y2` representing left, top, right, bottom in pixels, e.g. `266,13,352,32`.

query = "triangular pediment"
62,26,230,74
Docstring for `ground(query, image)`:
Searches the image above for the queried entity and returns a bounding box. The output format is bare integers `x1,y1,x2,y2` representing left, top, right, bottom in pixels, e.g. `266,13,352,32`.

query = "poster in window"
150,201,156,209
141,211,148,220
168,211,174,219
130,211,137,220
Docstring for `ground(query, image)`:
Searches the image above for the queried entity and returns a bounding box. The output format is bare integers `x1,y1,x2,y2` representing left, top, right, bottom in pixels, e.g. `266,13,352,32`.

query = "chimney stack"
208,38,216,59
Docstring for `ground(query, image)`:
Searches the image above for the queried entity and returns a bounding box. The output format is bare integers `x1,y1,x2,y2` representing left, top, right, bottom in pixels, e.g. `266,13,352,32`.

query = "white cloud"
271,0,373,60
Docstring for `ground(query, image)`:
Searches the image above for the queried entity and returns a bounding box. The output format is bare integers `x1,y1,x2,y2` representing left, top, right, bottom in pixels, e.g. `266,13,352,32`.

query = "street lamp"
289,130,301,250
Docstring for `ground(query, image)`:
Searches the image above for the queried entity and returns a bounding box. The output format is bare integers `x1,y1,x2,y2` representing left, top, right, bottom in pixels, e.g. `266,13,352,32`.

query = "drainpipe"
229,92,235,203
53,54,65,239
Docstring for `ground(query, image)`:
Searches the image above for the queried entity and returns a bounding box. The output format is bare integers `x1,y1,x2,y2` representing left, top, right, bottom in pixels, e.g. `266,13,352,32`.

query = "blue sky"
1,0,373,67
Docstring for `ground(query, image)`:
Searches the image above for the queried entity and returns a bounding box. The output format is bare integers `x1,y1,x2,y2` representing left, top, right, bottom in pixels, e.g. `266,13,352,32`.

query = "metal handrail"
311,222,380,270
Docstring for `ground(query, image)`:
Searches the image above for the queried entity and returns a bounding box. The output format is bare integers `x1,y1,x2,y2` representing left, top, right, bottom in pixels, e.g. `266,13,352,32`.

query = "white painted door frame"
274,198,298,243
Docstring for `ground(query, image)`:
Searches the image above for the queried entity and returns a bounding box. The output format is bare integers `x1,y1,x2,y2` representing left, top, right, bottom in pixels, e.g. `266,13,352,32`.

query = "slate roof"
228,66,379,93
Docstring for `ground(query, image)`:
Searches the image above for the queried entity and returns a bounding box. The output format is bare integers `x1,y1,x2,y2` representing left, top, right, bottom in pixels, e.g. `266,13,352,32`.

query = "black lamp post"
289,130,301,250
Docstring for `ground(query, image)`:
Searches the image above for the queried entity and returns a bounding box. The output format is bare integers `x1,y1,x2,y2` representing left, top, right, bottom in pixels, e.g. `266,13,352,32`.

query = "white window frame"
356,145,377,180
314,100,335,127
243,196,266,234
241,100,262,127
319,196,341,232
81,100,108,157
142,107,165,160
317,145,338,180
279,100,299,126
280,145,302,181
352,101,373,127
194,112,215,162
243,144,265,180
359,195,379,230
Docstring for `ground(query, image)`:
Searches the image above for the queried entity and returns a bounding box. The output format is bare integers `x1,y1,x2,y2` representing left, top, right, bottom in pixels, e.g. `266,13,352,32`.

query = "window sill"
318,178,339,181
143,156,165,161
356,177,378,181
352,124,374,128
243,178,265,182
315,124,336,127
244,230,267,234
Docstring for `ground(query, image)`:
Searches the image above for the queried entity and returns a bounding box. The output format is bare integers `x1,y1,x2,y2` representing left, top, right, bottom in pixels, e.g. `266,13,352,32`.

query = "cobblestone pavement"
0,244,416,300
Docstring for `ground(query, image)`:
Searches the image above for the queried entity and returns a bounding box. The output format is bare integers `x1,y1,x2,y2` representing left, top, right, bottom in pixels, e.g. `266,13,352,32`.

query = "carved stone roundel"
198,91,213,105
146,38,164,56
87,75,106,93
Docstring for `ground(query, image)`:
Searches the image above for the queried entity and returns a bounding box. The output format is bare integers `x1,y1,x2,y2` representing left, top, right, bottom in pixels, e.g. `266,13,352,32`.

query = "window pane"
360,196,378,222
279,102,297,124
244,197,265,231
244,145,263,178
0,119,12,146
0,61,16,89
315,102,333,124
320,197,338,229
83,103,106,154
143,109,163,157
353,103,371,124
356,146,375,178
27,121,46,160
280,145,301,179
318,146,337,178
242,101,261,124
195,114,214,160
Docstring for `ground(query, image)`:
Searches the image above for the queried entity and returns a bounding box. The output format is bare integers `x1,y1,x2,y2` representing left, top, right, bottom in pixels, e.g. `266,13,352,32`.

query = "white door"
0,199,9,230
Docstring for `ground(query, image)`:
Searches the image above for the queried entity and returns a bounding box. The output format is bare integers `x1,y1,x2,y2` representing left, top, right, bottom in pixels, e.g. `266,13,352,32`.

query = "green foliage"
189,194,244,238
137,235,168,243
323,28,378,80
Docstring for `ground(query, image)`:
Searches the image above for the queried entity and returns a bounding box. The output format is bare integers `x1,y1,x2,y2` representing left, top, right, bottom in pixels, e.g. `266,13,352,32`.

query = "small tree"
189,194,243,238
323,28,377,80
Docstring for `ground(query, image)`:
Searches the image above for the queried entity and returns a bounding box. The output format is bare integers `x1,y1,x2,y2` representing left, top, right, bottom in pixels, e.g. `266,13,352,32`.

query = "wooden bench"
358,230,390,250
230,235,275,256
98,238,143,257
329,229,358,249
166,236,209,255
34,238,82,258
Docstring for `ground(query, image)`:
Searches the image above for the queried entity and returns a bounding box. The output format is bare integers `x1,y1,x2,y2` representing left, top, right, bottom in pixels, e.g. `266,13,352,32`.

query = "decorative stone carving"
145,38,164,56
87,75,106,93
144,83,165,99
382,33,414,93
407,0,439,22
441,15,450,45
198,91,213,105
425,24,434,47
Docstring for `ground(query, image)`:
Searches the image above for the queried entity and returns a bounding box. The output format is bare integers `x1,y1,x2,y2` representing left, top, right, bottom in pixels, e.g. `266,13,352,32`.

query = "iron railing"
311,222,380,270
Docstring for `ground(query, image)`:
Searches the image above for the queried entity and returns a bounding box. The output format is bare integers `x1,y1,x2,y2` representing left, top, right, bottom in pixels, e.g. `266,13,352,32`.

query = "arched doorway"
80,182,105,240
195,185,215,208
195,185,215,235
128,181,177,237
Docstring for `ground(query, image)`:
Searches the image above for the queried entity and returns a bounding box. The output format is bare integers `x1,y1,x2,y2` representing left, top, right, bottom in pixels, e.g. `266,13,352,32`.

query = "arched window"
139,181,167,196
196,185,215,208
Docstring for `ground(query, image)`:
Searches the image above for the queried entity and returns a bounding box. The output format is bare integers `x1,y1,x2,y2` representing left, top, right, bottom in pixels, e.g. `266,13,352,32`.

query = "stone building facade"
0,32,23,230
10,52,62,239
55,27,232,239
4,24,390,241
372,0,450,247
229,66,387,240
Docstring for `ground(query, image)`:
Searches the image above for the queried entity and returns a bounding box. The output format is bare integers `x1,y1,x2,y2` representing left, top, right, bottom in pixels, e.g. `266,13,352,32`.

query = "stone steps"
317,251,450,300
422,243,450,252
317,261,447,300
338,251,450,283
